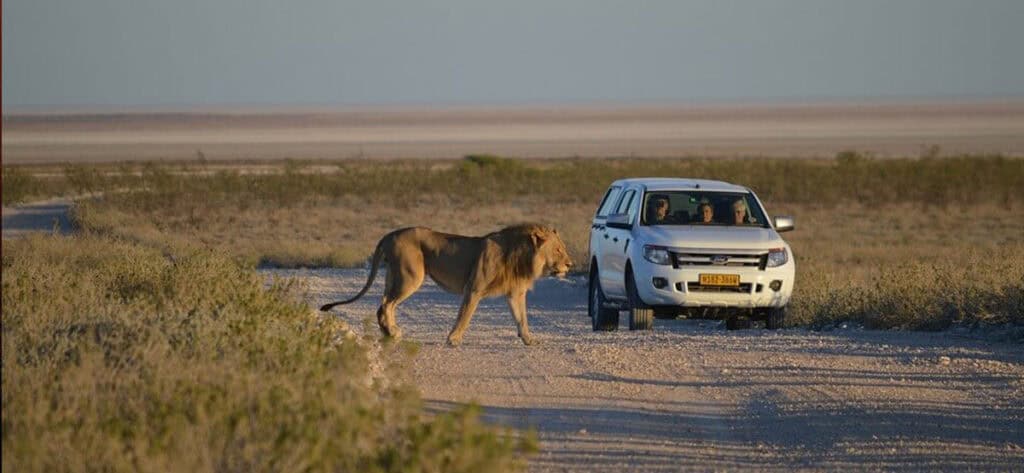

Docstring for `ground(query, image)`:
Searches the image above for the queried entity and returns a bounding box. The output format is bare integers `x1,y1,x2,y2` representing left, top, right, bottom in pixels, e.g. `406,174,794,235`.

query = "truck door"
600,187,638,300
590,185,622,267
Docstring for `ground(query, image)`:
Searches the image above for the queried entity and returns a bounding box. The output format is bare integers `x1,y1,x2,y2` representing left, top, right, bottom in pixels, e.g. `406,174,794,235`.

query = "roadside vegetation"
4,154,1022,331
1,234,535,472
4,153,1022,207
3,154,1021,470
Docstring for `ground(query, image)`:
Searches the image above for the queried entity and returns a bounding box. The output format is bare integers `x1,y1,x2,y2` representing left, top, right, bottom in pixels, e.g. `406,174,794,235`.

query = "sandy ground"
4,101,1024,162
265,267,1024,472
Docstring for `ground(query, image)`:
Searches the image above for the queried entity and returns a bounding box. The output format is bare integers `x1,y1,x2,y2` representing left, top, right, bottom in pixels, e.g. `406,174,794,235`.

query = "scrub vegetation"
5,153,1023,332
3,154,1021,470
1,234,535,472
4,153,1021,207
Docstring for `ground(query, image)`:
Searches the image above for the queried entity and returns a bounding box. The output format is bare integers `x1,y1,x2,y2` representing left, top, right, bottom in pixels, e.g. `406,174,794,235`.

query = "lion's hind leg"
377,256,425,339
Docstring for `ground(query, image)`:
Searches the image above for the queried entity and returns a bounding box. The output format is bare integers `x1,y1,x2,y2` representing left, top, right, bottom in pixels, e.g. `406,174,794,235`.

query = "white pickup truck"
587,178,795,331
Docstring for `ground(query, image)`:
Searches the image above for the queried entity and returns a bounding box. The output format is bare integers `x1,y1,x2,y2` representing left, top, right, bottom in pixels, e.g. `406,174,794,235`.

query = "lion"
320,223,573,346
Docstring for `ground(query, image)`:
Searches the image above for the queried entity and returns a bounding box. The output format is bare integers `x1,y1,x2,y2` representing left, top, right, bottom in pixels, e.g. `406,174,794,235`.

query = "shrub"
789,250,1024,331
2,166,43,205
1,235,533,472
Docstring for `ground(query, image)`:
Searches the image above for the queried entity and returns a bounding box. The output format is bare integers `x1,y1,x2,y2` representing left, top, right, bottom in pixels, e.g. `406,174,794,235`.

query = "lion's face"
537,229,574,278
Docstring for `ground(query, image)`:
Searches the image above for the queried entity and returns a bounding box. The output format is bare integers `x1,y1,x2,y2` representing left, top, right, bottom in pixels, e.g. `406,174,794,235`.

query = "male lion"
320,223,573,346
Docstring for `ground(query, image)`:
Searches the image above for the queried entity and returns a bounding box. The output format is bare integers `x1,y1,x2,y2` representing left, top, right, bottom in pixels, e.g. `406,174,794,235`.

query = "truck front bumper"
633,262,795,308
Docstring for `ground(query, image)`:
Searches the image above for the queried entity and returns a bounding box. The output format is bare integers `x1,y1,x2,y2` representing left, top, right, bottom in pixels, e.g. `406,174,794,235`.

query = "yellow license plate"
699,274,740,286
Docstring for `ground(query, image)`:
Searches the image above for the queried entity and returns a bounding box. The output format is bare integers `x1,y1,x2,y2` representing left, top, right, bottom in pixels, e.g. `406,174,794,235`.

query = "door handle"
612,237,619,242
604,234,609,239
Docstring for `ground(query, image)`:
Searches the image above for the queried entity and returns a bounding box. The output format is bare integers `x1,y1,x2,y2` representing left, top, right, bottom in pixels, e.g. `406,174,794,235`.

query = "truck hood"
634,225,786,250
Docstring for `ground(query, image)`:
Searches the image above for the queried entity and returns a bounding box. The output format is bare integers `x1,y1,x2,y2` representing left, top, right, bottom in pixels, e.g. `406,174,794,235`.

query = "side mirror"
774,215,795,232
606,213,633,229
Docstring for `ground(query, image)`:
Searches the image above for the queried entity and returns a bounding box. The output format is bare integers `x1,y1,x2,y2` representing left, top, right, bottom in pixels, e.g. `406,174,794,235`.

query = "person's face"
733,207,746,224
653,200,668,219
701,205,713,223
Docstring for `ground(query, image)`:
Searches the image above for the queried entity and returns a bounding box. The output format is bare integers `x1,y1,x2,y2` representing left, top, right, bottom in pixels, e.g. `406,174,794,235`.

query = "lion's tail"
320,237,387,312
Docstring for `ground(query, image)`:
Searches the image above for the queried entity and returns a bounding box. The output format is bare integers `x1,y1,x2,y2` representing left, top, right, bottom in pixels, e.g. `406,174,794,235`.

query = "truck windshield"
641,191,769,227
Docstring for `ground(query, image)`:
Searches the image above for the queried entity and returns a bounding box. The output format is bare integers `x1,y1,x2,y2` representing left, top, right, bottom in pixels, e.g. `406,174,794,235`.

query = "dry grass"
5,153,1023,206
5,155,1022,470
74,191,1024,331
1,235,534,472
781,204,1024,329
12,155,1024,329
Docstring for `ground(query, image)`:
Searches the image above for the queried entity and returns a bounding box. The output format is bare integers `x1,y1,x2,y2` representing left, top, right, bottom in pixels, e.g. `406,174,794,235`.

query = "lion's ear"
531,232,548,248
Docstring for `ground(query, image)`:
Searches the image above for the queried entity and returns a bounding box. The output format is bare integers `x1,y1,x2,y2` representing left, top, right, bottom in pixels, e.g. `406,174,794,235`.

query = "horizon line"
5,95,1024,116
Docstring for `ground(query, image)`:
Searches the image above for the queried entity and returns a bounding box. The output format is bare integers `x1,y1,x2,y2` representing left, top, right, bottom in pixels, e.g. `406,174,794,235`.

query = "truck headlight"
766,247,788,267
643,245,672,265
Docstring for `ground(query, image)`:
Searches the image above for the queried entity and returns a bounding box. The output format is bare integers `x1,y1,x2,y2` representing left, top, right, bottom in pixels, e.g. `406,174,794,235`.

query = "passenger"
695,201,714,224
732,199,749,224
646,195,671,224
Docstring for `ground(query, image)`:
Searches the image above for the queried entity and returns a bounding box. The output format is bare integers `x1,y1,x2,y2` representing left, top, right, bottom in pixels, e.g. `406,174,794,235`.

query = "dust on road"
269,268,1024,472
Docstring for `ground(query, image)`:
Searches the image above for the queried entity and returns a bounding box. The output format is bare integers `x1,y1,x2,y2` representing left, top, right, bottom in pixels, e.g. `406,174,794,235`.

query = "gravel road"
267,268,1024,472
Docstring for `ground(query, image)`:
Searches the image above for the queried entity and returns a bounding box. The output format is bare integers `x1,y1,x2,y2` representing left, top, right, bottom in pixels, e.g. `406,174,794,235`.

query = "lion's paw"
521,336,539,346
380,326,403,342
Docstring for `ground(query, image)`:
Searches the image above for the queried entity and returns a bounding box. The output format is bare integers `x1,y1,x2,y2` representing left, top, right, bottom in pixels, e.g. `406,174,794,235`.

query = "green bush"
1,235,533,472
2,166,43,205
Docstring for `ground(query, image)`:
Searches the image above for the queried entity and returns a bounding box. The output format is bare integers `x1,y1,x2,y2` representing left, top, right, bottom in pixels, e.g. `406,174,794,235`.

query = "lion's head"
530,226,574,278
496,224,574,282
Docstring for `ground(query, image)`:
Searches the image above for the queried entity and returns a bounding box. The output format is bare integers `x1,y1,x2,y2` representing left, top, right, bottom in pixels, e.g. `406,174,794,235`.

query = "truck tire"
654,307,678,320
725,316,752,330
590,268,619,331
766,307,786,330
625,268,653,331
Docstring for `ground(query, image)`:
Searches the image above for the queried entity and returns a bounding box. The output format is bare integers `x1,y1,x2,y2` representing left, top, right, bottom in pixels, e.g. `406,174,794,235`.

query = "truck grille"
685,282,754,293
673,251,768,270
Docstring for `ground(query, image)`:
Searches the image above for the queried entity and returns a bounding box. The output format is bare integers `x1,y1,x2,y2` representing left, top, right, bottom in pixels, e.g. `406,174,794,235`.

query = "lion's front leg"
506,288,537,346
446,291,482,347
446,241,498,347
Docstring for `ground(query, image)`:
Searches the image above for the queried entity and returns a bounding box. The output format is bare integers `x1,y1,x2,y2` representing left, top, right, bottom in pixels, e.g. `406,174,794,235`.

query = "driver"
646,195,671,224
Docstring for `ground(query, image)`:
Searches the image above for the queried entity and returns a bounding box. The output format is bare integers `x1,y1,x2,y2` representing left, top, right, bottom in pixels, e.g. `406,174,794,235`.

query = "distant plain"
4,100,1024,163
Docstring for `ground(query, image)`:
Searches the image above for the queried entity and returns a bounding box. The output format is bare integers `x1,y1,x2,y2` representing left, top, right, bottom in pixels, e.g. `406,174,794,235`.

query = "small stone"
578,428,588,435
938,356,951,366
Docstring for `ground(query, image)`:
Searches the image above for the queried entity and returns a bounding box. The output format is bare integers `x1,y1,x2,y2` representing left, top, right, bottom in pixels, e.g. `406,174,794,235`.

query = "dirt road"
1,198,73,239
269,268,1023,472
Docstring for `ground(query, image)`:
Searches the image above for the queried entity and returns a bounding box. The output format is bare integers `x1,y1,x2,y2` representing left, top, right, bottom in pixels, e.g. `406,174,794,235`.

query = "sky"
3,0,1023,108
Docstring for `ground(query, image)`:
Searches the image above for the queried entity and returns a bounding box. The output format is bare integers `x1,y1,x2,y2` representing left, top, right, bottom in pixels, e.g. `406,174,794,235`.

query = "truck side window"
615,190,636,215
595,186,622,218
625,190,641,222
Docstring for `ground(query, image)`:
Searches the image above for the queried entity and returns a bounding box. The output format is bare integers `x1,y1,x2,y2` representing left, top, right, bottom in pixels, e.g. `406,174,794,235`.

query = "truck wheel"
766,307,786,330
725,316,752,330
625,269,653,331
654,307,678,320
590,268,619,331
